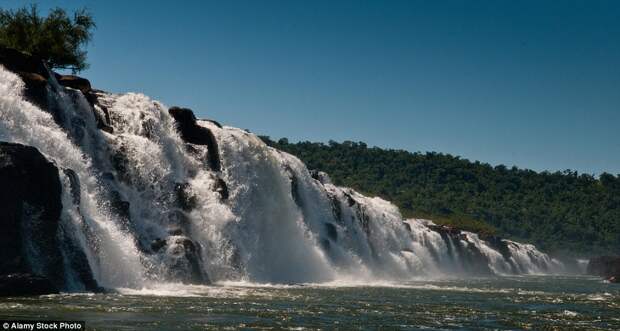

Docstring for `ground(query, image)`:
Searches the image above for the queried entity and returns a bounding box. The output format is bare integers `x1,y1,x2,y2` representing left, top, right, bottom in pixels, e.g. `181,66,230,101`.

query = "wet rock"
213,177,229,200
168,106,221,171
355,206,371,236
54,74,91,94
329,195,343,224
111,145,131,182
343,191,356,207
151,238,167,252
0,46,49,77
288,170,302,207
85,91,113,132
0,142,64,292
0,46,51,111
0,273,58,297
310,170,332,184
402,221,412,232
324,223,338,241
175,183,197,211
63,168,81,205
165,237,207,284
427,224,461,237
482,235,516,270
109,190,131,221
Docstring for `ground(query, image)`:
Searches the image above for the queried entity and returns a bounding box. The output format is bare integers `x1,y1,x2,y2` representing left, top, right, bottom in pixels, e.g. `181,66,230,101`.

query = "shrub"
0,4,95,73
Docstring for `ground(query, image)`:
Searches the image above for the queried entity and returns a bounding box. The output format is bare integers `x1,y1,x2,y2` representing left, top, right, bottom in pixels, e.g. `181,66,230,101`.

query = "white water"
0,66,565,291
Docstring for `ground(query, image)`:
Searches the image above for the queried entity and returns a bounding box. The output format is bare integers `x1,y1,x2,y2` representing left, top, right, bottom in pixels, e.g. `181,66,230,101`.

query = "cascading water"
0,64,566,292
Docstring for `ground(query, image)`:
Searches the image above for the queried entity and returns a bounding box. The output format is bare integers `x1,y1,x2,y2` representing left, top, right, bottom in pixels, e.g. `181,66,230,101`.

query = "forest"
261,137,620,255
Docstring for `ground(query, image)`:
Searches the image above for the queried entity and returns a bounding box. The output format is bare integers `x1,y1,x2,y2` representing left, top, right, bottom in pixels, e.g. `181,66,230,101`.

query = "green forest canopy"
0,4,95,72
261,137,620,255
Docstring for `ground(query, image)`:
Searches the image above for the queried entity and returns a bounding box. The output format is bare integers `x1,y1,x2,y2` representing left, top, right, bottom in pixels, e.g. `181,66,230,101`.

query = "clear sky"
4,0,620,174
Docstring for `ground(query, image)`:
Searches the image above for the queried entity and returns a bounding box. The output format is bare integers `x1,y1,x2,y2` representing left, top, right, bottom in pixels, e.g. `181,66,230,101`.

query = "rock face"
0,45,51,110
0,142,63,295
587,256,620,281
0,274,58,297
168,106,221,171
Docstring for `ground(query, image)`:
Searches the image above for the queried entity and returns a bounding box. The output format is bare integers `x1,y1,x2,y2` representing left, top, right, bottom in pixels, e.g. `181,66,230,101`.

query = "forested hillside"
261,137,620,255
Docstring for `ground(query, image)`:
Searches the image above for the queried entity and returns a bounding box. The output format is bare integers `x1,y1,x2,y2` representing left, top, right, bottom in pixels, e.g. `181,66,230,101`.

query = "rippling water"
0,275,618,330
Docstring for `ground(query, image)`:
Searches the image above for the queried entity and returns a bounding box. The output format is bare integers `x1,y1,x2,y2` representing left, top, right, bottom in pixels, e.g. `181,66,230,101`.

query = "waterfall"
0,65,566,291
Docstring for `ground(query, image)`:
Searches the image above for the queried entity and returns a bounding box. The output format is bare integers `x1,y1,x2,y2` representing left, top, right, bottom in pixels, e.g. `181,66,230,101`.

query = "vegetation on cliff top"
0,4,95,73
261,137,620,255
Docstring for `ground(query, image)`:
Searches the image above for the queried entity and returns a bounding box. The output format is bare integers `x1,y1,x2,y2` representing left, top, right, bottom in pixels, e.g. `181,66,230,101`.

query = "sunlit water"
1,276,618,330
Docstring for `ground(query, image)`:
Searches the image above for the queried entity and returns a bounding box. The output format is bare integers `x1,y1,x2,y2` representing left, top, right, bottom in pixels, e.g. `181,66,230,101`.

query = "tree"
0,4,95,73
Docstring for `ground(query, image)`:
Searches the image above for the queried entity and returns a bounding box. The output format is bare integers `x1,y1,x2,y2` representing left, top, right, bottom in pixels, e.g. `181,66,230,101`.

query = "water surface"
1,275,618,330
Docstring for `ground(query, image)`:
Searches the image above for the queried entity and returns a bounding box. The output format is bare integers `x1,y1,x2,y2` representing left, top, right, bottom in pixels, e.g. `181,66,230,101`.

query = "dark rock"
17,72,49,110
111,145,131,182
0,273,58,297
0,46,51,110
168,106,221,171
329,195,343,224
0,142,64,293
84,90,113,132
325,223,338,241
310,170,331,184
63,168,81,205
288,170,302,207
343,191,356,207
0,46,49,78
54,74,91,94
165,237,207,284
175,183,197,211
402,222,412,232
151,238,167,252
109,190,131,222
587,256,620,278
355,206,371,236
427,224,461,237
214,177,229,200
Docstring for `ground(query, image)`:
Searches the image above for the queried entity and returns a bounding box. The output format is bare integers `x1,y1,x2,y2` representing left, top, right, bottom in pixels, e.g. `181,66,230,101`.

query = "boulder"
168,106,221,171
587,256,620,278
0,142,63,294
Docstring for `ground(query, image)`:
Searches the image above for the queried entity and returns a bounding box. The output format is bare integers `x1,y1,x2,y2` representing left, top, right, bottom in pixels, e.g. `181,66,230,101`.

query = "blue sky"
4,1,620,174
